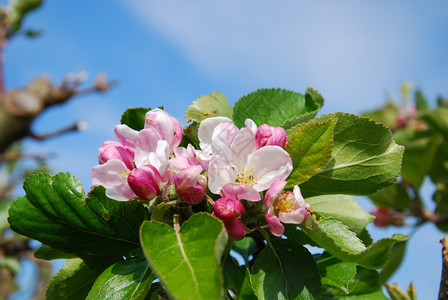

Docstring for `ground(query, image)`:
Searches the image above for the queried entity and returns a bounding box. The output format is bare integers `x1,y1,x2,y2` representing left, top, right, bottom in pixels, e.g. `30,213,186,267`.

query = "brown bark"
439,237,448,299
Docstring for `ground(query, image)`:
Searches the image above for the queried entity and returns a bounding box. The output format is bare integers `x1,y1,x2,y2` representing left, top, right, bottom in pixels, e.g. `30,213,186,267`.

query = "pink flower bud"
128,165,162,200
98,141,134,170
173,166,207,204
255,124,288,149
371,207,392,227
223,218,246,241
145,108,183,151
213,198,245,221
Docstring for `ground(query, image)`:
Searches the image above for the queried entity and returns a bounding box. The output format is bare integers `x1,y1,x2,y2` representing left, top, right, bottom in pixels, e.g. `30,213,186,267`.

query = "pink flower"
255,124,288,149
127,165,162,201
174,144,210,170
145,108,183,151
264,181,309,236
98,141,134,170
173,165,207,204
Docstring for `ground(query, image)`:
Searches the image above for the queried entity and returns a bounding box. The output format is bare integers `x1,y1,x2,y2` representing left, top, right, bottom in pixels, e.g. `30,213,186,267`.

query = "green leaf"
87,257,153,300
8,0,43,35
286,116,337,187
232,237,258,265
362,102,399,130
369,183,411,210
251,239,321,300
306,195,375,234
0,257,20,275
379,241,407,284
415,90,429,111
393,129,442,186
46,258,101,300
283,225,319,247
120,107,152,131
281,87,325,130
325,289,388,299
299,113,404,196
420,107,448,138
233,88,319,127
34,244,76,261
0,200,12,232
385,283,412,300
223,258,257,300
300,216,409,269
429,140,448,184
140,213,228,300
185,92,233,123
8,173,147,268
316,254,357,294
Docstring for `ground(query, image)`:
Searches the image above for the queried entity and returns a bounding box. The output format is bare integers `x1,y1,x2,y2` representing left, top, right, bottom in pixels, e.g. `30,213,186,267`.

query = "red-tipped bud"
213,198,245,222
255,124,288,149
128,165,162,200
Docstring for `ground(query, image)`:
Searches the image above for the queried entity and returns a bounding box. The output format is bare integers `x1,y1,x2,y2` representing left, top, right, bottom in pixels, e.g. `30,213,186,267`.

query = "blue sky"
4,0,448,298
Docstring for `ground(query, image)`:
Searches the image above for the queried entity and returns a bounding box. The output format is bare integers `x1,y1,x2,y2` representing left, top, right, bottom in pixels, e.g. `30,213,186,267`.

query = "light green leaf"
300,113,404,196
233,88,319,127
185,92,232,123
251,239,321,300
140,213,228,300
8,173,148,268
120,107,152,131
46,258,101,300
369,184,411,210
362,102,399,131
316,254,357,294
286,116,337,187
393,128,442,186
306,195,375,234
0,257,20,275
379,241,407,284
86,257,153,300
420,107,448,138
0,200,11,232
300,216,409,269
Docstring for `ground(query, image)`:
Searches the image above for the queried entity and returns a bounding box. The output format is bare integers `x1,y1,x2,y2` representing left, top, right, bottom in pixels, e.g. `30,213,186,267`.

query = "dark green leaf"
369,184,411,210
251,239,321,300
300,216,409,269
233,88,319,127
415,90,429,111
8,173,147,268
307,195,375,234
87,257,153,300
420,107,448,138
286,116,337,187
379,241,407,284
223,258,257,300
185,91,232,123
46,258,101,300
34,244,76,260
120,107,152,130
300,113,404,196
232,237,258,265
284,225,319,247
316,254,357,294
140,213,228,300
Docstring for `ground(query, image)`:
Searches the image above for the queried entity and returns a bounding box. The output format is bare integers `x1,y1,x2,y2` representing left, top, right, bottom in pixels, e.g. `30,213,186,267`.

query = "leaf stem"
221,240,234,267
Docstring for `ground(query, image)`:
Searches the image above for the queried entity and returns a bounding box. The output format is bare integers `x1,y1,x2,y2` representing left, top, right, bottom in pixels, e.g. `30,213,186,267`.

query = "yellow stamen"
120,169,131,178
274,191,294,213
235,166,258,186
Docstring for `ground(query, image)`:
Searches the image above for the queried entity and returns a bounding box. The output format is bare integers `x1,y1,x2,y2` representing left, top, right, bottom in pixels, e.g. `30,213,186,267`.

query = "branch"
439,237,448,300
29,121,88,141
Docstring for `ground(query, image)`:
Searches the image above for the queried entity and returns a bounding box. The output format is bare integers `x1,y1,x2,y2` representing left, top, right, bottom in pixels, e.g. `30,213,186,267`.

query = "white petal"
198,117,233,156
208,156,237,194
228,125,257,170
211,121,239,160
249,146,292,192
134,128,162,167
114,124,138,151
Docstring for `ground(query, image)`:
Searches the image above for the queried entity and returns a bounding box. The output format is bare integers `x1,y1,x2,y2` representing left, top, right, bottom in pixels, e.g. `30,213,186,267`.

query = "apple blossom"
173,165,207,204
144,108,183,151
207,119,292,195
213,197,245,221
255,124,288,149
264,181,309,236
98,141,134,170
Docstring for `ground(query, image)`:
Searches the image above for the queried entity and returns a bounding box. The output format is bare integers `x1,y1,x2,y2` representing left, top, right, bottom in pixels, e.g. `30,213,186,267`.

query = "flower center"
235,166,258,186
274,191,294,213
120,169,131,178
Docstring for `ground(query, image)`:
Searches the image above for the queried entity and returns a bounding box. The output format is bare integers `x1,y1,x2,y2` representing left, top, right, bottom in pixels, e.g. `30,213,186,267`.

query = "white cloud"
121,1,448,113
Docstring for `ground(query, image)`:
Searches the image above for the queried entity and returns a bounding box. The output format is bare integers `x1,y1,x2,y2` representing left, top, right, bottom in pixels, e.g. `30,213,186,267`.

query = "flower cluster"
91,109,310,239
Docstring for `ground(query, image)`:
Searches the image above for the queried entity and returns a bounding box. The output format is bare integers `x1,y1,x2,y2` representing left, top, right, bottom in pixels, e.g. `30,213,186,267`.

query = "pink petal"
264,180,287,208
91,159,136,201
198,117,234,157
145,108,182,150
265,210,284,237
114,125,138,151
207,156,237,194
213,198,245,221
228,123,257,170
279,208,307,224
220,183,261,202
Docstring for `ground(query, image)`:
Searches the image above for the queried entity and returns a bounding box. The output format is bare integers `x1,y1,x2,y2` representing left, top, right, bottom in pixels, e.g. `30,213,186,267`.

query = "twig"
0,152,53,163
29,122,86,141
439,237,448,300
